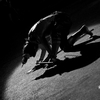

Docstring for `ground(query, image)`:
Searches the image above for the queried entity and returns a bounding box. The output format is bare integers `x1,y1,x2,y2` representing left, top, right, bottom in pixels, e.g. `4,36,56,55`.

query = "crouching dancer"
21,11,73,67
22,11,93,67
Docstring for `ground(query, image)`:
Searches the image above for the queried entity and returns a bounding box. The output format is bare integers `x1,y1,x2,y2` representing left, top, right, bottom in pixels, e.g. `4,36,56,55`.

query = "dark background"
0,0,100,73
0,0,100,66
0,0,100,99
0,0,100,98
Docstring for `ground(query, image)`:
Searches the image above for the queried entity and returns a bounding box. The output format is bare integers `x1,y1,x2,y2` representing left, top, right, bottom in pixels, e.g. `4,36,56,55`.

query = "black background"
0,0,100,75
0,0,100,65
0,0,100,99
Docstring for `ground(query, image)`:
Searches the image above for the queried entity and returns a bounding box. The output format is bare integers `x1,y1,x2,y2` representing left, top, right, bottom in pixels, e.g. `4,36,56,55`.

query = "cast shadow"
35,36,100,80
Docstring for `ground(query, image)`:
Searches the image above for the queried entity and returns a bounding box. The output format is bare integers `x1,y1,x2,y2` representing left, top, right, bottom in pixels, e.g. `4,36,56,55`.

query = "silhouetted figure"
22,11,72,65
22,11,93,68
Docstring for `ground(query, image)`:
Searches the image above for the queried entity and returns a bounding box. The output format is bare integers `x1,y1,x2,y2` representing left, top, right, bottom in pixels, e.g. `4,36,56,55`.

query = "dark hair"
23,42,38,57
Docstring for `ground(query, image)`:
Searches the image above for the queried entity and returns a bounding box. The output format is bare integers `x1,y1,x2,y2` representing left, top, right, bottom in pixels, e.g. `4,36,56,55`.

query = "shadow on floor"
35,36,100,80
